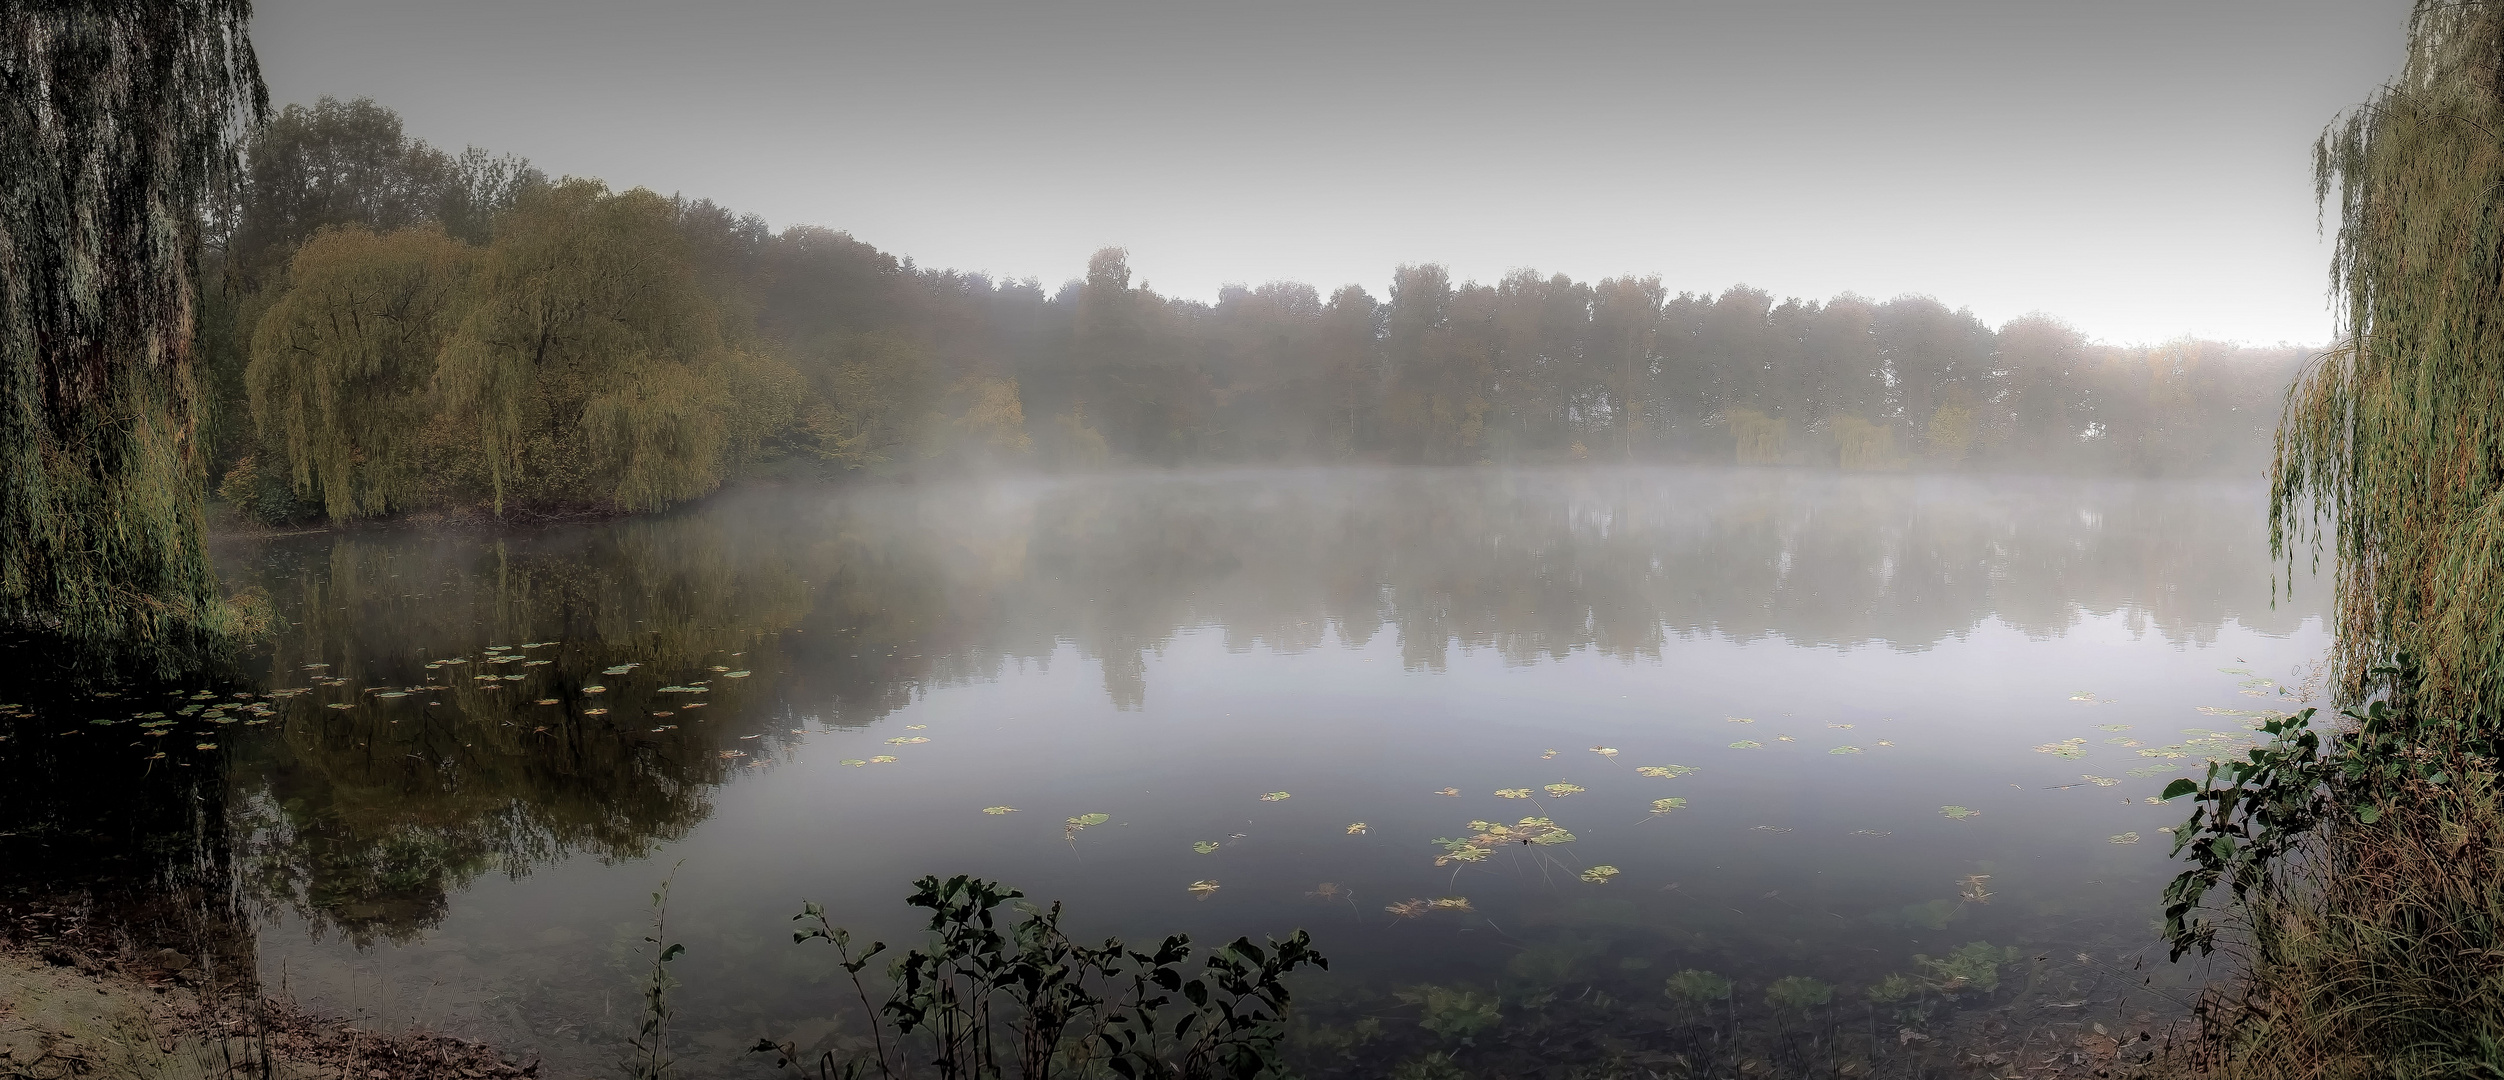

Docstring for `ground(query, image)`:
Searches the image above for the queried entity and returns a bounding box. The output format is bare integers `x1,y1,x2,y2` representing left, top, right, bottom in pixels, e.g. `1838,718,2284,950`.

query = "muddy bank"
0,947,543,1080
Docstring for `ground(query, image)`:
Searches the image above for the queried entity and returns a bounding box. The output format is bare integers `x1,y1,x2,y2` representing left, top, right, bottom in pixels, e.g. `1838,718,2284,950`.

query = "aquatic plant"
756,874,1325,1080
627,871,687,1080
1913,941,2019,995
1398,985,1500,1044
1762,976,1831,1012
1663,969,1732,1007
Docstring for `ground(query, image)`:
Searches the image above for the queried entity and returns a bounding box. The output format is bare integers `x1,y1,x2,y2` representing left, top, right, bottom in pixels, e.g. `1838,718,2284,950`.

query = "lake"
3,467,2326,1077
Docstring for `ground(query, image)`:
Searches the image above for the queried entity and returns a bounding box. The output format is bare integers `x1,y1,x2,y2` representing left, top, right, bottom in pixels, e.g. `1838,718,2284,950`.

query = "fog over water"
161,467,2323,1076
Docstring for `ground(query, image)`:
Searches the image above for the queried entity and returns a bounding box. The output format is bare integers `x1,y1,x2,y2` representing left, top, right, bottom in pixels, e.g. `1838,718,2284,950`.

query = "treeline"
203,98,2310,524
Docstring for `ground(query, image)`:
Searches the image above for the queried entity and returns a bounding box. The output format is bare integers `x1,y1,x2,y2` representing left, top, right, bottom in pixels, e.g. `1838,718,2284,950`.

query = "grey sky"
253,0,2406,345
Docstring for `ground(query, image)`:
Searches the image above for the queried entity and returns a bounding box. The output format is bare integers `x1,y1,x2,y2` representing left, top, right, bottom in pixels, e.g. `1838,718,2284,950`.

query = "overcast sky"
253,0,2406,346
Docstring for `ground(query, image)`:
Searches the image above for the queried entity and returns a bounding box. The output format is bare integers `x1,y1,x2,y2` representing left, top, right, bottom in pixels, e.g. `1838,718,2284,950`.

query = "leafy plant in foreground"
754,874,1325,1079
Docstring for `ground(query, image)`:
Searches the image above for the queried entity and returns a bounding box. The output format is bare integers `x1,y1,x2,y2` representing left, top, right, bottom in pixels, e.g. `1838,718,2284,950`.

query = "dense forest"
207,98,2310,525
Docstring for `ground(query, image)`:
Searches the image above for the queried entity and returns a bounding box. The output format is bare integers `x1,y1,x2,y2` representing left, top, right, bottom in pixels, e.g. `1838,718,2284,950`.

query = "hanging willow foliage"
436,181,733,514
1,2,266,647
246,226,469,520
2279,0,2504,718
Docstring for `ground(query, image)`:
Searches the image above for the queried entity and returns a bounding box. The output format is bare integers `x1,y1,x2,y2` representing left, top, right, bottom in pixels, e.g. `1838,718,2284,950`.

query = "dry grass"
2183,761,2504,1079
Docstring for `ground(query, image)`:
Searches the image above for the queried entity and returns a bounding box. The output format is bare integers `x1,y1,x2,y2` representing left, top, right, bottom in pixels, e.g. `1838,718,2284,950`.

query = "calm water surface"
54,468,2336,1076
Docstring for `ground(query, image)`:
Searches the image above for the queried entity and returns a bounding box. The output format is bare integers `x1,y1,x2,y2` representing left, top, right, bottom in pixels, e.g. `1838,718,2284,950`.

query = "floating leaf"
886,736,930,745
1726,717,1755,724
2080,775,2120,787
377,691,408,699
1776,735,1797,742
2032,739,2089,758
1753,825,1793,833
584,708,609,716
1829,746,1862,755
841,759,869,768
1636,765,1695,779
1544,782,1585,797
869,755,898,764
1065,813,1110,836
194,742,216,750
1194,840,1221,854
603,665,637,676
583,685,607,694
1940,805,1979,820
2109,832,2140,844
1345,822,1368,835
325,703,352,711
1495,788,1532,799
1729,740,1763,749
723,671,751,679
1385,899,1433,919
1186,880,1220,897
1852,830,1892,837
535,698,559,705
1827,722,1855,729
1540,749,1559,759
2097,724,2132,732
1261,791,1292,802
906,724,929,730
1877,740,1895,747
1435,787,1461,797
1589,746,1619,757
710,666,730,673
1650,798,1687,814
1428,897,1474,911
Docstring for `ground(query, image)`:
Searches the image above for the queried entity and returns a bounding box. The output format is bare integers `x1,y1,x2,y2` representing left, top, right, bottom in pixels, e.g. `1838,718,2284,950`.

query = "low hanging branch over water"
2280,0,2504,719
1,1,267,648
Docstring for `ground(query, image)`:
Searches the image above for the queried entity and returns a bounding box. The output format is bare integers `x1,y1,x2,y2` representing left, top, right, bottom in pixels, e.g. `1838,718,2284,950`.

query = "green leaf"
2356,805,2382,824
2161,778,2199,801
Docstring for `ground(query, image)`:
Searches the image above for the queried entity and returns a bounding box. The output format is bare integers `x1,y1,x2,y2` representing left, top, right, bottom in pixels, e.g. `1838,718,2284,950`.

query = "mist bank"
205,98,2309,528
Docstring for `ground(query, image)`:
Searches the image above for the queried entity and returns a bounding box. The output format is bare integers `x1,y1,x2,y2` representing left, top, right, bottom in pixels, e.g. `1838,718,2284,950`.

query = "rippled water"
4,467,2328,1077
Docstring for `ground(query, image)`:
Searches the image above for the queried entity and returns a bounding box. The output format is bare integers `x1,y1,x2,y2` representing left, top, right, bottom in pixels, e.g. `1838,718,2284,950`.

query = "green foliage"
1861,973,1918,1005
1912,942,2019,995
246,226,469,519
1662,969,1732,1006
628,872,687,1080
2,0,266,651
755,874,1326,1080
2283,0,2504,717
1398,985,1500,1044
1761,976,1831,1012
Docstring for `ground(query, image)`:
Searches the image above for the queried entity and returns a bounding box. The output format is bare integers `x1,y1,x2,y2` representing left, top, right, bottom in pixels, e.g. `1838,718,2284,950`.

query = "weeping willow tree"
2279,0,2504,720
246,226,470,520
435,181,738,515
1,2,266,647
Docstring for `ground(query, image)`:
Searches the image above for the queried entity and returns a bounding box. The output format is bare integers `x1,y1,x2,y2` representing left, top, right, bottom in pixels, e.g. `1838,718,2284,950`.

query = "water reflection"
195,467,2304,950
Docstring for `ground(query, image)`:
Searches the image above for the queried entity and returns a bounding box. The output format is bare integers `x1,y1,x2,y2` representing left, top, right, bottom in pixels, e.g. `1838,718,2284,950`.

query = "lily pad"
1261,791,1291,802
2110,832,2140,844
1065,812,1110,835
1543,782,1585,798
2081,775,2120,787
1940,805,1979,820
723,671,751,679
841,759,869,767
1194,840,1221,854
886,736,930,745
1589,746,1619,757
1636,765,1695,779
1729,740,1763,749
1495,788,1532,800
1581,865,1621,883
1650,798,1687,814
869,755,897,763
1435,787,1461,797
1829,746,1862,755
583,685,606,694
982,806,1018,814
